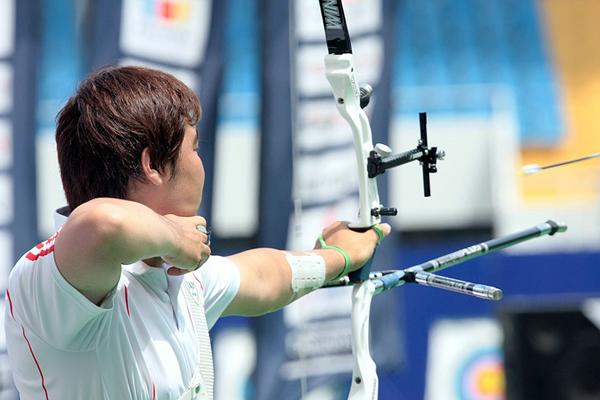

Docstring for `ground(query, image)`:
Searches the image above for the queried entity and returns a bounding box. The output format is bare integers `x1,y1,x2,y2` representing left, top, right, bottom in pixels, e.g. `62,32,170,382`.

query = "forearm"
225,222,389,317
70,198,178,265
226,247,347,316
53,198,184,303
98,199,179,264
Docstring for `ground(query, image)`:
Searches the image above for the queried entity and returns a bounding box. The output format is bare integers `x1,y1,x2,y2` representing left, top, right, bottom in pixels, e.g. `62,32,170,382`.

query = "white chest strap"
180,279,214,400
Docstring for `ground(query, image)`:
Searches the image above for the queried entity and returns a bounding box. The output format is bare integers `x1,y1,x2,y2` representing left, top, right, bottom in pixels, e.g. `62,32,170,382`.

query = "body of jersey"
4,210,240,400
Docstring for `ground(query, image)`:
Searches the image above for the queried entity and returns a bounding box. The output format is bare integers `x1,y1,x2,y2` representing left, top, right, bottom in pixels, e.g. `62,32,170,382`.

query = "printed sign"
0,1,14,58
119,57,200,92
0,119,11,170
120,0,211,67
0,175,12,226
296,36,382,97
0,63,12,114
295,0,382,41
281,286,354,379
0,230,12,293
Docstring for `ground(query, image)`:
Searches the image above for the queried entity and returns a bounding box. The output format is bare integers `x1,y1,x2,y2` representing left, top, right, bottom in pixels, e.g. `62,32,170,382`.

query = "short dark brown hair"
56,65,201,210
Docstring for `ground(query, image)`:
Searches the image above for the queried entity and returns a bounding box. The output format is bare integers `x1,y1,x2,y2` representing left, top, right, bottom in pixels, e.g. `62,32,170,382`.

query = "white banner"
295,0,381,41
119,57,200,92
284,0,384,381
0,119,11,170
0,230,12,293
120,0,211,67
0,63,12,114
296,36,383,97
0,1,14,58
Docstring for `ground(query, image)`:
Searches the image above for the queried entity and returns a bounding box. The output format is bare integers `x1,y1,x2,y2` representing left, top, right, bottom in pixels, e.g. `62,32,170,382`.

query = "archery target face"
425,318,505,400
456,348,504,400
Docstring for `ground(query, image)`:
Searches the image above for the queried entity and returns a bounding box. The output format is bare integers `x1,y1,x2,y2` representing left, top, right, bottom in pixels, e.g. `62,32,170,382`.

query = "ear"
140,147,163,185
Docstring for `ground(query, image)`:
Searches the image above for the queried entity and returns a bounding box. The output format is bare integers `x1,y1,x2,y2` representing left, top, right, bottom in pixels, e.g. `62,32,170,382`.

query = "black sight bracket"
366,112,445,197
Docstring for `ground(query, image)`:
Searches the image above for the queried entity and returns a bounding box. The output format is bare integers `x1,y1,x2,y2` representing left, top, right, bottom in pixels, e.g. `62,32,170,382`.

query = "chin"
178,197,202,217
188,203,203,217
183,207,200,217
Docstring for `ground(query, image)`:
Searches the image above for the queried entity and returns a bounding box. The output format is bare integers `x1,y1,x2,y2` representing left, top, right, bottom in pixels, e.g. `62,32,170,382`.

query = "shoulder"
195,256,239,286
9,231,61,287
7,232,119,350
193,256,240,328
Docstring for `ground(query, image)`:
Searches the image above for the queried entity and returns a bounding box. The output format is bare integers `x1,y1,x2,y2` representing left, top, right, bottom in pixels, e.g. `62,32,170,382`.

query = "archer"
4,65,390,400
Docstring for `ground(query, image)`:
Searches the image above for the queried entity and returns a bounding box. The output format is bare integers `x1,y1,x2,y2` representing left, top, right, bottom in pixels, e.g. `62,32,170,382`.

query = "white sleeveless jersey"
4,211,240,400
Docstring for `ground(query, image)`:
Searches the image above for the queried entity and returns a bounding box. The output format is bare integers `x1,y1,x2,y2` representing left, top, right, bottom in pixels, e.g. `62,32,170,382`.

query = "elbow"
69,201,127,251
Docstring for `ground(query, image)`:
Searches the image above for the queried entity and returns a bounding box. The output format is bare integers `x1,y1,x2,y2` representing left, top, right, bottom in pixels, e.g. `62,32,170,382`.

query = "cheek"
196,156,205,185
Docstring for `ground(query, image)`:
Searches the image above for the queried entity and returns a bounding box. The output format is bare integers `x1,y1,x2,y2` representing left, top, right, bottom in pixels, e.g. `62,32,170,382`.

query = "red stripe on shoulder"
25,230,61,262
25,252,39,261
192,273,204,290
124,286,130,317
21,326,50,400
184,298,194,331
5,290,14,320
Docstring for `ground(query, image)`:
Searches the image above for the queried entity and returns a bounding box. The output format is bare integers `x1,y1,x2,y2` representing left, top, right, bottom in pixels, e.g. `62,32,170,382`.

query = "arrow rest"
359,83,373,109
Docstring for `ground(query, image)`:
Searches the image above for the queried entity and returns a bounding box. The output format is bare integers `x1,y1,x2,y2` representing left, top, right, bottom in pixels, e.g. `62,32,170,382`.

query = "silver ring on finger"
196,224,211,246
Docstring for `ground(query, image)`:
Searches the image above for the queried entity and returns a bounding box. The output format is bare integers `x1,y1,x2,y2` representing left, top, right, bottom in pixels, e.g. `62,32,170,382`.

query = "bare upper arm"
223,249,292,316
53,201,125,304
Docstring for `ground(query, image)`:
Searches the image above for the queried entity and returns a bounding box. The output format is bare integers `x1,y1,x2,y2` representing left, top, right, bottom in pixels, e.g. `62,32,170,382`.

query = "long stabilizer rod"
324,220,567,300
374,220,566,295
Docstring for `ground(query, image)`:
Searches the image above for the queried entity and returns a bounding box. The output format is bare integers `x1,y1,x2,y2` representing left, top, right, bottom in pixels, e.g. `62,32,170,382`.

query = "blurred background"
1,0,600,399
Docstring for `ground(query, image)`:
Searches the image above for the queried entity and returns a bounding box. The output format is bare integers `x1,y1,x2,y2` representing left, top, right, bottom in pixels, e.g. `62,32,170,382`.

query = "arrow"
520,152,600,175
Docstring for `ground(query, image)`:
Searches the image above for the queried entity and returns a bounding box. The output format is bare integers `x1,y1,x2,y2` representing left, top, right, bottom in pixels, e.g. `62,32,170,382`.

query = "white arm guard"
285,253,326,292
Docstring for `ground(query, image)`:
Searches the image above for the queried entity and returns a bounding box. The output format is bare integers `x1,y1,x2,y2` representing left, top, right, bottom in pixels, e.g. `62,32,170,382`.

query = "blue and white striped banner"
253,1,403,398
2,0,38,397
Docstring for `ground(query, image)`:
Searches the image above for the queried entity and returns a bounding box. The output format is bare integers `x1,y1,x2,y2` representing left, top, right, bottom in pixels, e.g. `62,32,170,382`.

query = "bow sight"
366,112,445,199
359,88,445,219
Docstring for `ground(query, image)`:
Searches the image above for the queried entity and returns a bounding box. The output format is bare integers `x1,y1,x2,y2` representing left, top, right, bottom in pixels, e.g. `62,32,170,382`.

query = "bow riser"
324,54,382,229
